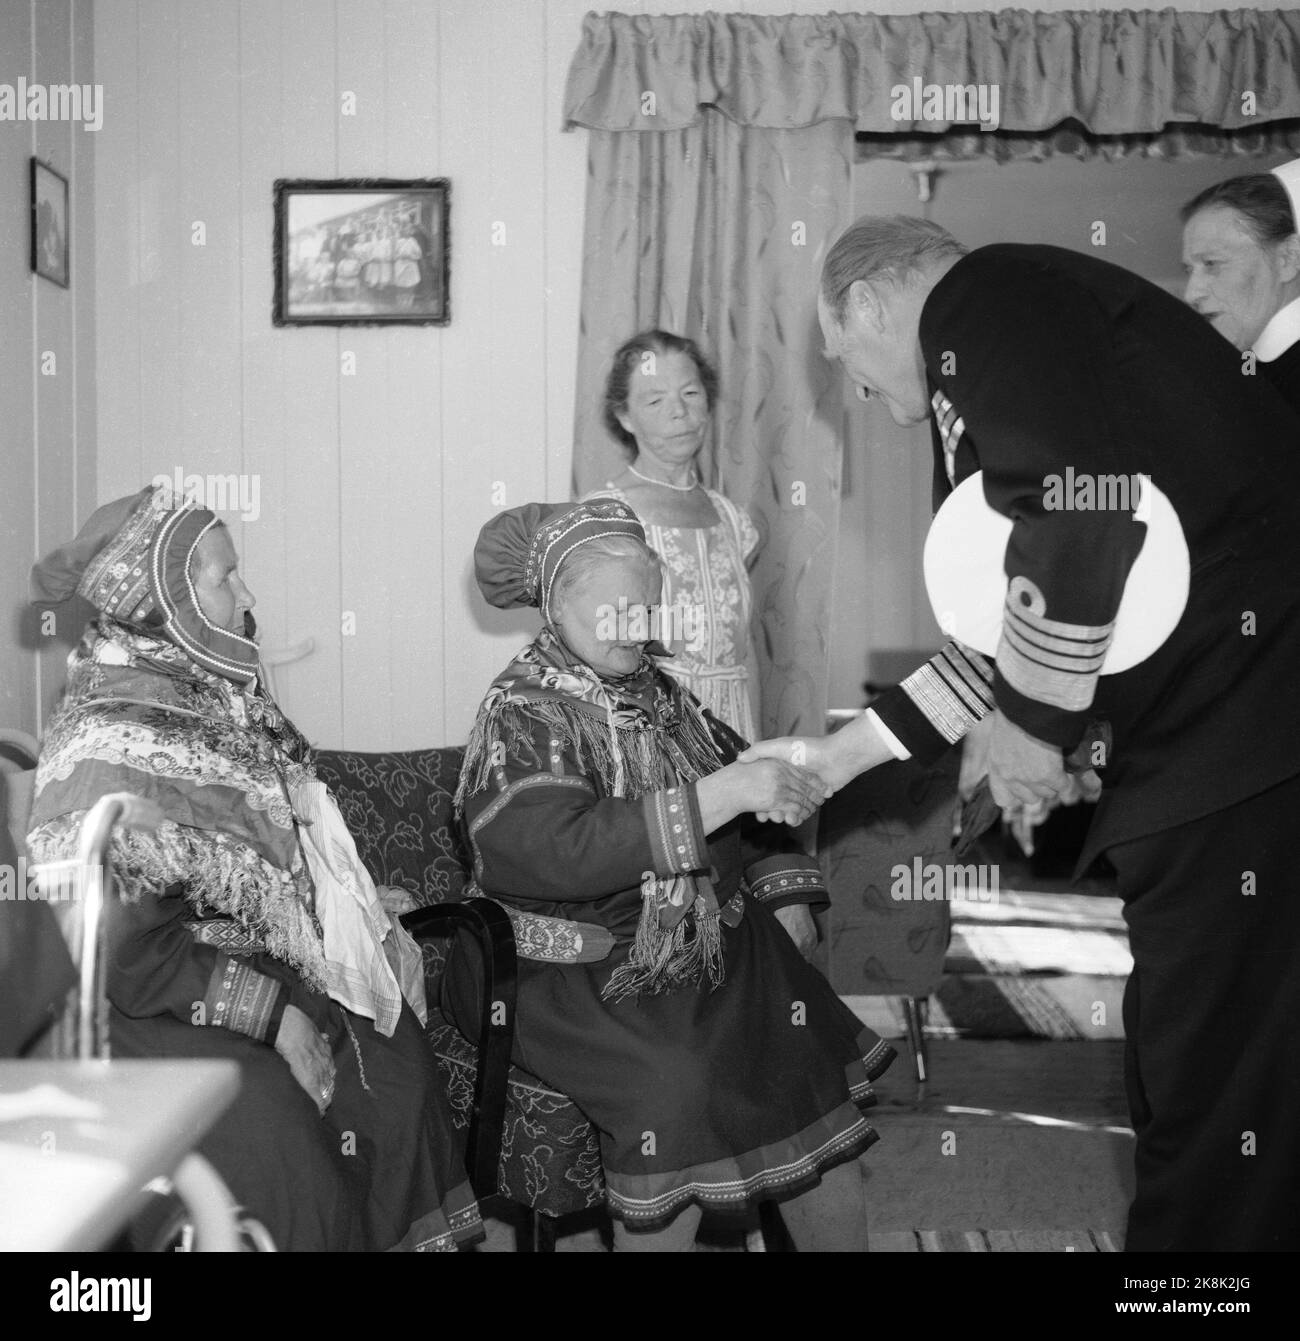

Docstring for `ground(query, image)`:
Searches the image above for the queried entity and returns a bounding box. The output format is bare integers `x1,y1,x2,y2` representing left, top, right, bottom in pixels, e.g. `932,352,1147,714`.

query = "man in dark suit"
745,216,1300,1251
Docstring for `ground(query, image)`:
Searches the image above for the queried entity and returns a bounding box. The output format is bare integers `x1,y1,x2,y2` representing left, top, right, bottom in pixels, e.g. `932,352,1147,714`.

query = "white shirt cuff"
865,708,912,761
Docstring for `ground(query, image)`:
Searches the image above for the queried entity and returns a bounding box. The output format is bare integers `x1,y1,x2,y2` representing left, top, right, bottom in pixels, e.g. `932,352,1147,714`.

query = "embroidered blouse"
587,485,760,741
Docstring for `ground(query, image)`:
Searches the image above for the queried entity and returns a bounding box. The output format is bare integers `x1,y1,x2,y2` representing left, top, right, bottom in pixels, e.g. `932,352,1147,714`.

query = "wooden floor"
873,1229,1120,1252
495,1040,1138,1252
862,1040,1131,1231
549,1224,1124,1253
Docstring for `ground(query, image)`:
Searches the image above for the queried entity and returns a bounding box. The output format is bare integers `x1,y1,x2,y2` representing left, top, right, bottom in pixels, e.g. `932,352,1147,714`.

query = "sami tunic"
449,674,894,1230
28,623,480,1253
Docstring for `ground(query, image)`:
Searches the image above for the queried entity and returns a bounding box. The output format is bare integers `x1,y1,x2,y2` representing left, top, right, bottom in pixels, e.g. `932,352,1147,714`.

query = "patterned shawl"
27,619,331,989
458,626,730,1000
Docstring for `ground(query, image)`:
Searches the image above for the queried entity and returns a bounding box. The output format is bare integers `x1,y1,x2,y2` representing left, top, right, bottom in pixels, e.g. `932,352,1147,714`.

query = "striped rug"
845,890,1129,1040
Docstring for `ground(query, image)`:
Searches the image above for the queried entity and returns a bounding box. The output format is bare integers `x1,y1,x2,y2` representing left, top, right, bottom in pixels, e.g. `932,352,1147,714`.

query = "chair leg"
757,1199,794,1252
534,1212,558,1252
520,1209,558,1252
902,995,929,1095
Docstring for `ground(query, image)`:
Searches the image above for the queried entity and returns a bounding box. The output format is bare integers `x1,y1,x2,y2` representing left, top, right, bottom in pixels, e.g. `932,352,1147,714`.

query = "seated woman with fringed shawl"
450,499,896,1251
27,485,481,1252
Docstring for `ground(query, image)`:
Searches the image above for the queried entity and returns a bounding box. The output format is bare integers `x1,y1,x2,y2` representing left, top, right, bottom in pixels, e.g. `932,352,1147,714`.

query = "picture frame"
30,157,69,289
273,177,450,326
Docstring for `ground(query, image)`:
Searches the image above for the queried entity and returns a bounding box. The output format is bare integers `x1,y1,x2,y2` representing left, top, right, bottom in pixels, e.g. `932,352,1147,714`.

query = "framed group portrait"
273,177,450,326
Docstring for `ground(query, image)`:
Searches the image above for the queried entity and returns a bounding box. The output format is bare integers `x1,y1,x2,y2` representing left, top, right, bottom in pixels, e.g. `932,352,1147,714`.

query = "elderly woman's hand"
697,758,830,833
274,1004,337,1115
377,884,417,916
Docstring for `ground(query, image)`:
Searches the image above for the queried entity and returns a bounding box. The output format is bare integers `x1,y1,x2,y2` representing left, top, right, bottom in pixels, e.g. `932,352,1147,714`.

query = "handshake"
693,732,868,832
710,709,1104,833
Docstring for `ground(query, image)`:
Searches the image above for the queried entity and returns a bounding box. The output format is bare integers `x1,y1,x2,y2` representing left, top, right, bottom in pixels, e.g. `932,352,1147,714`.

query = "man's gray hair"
821,215,967,320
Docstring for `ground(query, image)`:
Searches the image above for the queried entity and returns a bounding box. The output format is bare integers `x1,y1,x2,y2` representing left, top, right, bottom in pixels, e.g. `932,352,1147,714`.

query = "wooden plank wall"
87,0,1286,747
91,0,586,749
0,0,97,739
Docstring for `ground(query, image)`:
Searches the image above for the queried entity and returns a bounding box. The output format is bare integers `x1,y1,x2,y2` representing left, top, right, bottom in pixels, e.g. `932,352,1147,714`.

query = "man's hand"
731,757,830,827
958,714,996,801
985,709,1071,809
696,757,831,831
740,713,897,808
739,734,852,802
274,1003,336,1115
774,903,818,958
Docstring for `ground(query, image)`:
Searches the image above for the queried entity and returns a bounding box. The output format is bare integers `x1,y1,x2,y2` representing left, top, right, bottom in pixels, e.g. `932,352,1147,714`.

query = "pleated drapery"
565,10,1300,136
573,115,852,738
566,9,1300,739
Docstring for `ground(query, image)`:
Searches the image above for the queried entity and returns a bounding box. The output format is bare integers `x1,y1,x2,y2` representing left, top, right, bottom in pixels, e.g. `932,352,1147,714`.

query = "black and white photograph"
29,156,69,288
273,178,449,325
3,0,1300,1308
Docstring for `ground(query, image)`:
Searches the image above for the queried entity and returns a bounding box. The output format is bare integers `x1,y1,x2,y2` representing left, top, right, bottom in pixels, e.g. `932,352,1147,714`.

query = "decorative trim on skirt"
603,1031,894,1229
396,1180,484,1252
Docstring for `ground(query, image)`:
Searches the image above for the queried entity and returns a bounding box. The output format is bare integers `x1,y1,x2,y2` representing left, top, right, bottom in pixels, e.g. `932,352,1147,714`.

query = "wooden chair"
821,683,959,1096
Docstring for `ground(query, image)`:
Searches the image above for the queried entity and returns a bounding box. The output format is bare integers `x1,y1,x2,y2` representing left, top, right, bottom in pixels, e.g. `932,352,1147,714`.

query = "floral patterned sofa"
310,746,604,1225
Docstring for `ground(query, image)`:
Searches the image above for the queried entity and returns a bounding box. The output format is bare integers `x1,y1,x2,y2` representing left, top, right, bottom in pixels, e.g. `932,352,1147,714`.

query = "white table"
0,1059,241,1251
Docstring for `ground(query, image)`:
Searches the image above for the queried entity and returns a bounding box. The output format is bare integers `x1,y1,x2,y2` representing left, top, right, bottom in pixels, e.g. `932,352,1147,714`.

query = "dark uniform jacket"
873,243,1300,867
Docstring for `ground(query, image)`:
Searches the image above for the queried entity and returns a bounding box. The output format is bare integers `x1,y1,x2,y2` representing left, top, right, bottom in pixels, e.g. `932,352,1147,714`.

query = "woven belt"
468,888,744,965
185,919,266,955
467,891,615,965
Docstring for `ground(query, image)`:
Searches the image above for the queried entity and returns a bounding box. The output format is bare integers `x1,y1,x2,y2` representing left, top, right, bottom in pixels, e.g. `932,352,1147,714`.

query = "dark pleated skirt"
447,892,895,1230
109,1001,481,1251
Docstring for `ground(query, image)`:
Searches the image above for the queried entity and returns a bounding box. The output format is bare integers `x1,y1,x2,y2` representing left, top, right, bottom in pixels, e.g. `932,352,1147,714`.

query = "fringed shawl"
27,619,330,992
458,627,731,1000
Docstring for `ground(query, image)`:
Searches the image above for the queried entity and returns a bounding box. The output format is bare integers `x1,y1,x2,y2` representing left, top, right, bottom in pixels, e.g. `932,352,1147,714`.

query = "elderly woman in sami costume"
27,485,481,1252
448,497,895,1251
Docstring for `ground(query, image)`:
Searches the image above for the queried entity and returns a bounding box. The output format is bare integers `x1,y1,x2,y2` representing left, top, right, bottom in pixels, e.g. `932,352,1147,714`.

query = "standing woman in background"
586,330,762,742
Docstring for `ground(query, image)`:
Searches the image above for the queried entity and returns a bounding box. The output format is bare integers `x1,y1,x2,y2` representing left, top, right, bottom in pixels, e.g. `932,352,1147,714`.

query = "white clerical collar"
1253,294,1300,362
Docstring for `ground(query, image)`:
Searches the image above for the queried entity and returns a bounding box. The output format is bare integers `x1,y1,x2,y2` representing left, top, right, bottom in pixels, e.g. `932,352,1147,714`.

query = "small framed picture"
273,177,450,326
31,158,70,288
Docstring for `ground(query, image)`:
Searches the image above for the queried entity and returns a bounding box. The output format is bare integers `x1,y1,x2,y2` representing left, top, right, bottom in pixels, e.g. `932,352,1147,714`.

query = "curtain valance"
564,9,1300,137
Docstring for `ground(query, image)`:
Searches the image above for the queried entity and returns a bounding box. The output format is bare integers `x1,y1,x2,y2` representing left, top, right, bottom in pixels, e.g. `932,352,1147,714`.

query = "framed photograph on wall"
31,158,70,288
273,177,450,326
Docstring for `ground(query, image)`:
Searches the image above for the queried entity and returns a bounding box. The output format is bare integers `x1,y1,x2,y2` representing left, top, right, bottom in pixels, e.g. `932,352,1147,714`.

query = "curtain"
566,9,1300,738
565,10,1300,136
573,115,853,737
